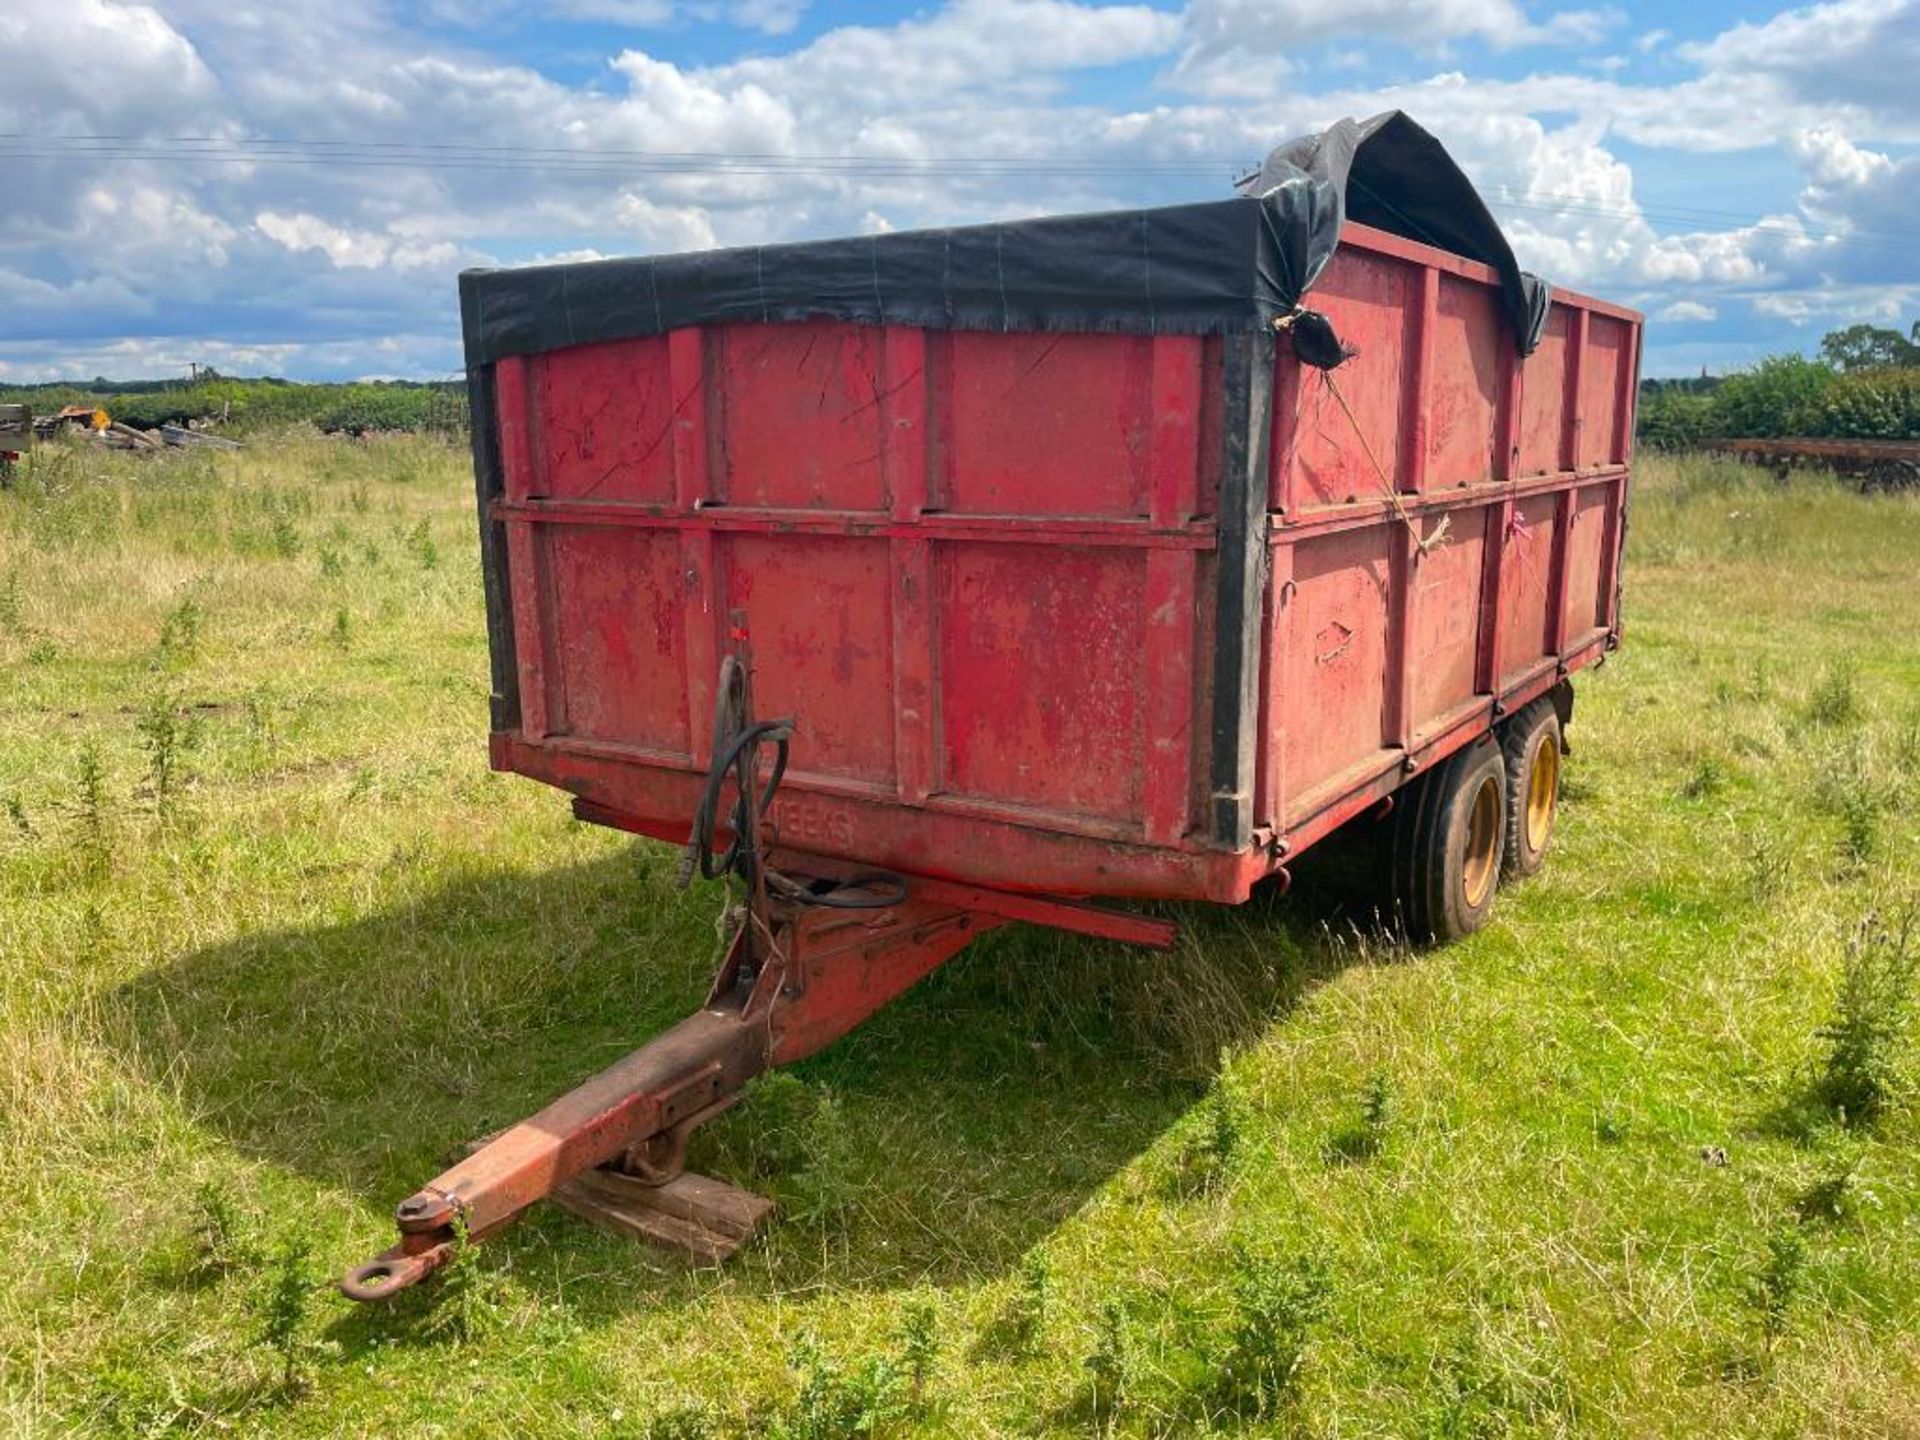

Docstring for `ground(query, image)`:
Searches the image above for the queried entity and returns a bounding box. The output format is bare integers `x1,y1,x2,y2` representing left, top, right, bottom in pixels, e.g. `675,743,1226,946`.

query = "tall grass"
0,445,1916,1435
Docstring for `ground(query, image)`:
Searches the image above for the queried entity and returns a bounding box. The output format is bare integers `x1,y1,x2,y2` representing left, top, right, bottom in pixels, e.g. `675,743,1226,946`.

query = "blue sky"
2,0,1915,382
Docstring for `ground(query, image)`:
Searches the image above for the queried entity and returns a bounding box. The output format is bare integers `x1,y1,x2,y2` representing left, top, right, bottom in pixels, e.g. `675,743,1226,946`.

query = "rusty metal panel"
1516,308,1570,477
533,337,676,502
1495,491,1558,685
546,525,690,753
1425,273,1503,489
721,533,897,785
939,331,1158,516
1409,514,1488,732
1279,524,1392,815
1578,314,1630,469
713,320,887,510
934,542,1147,824
1560,484,1611,639
1284,248,1412,509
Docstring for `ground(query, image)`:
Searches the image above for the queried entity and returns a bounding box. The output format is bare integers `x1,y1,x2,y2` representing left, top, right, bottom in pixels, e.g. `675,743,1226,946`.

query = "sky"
1,0,1915,383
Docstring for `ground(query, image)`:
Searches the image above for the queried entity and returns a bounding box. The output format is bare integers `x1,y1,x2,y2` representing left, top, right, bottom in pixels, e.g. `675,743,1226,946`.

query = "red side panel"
724,533,897,784
940,332,1160,517
713,321,888,511
545,527,689,753
1284,247,1411,509
536,339,676,503
1516,310,1570,478
1496,491,1559,684
1261,226,1639,847
1424,275,1504,491
937,544,1147,822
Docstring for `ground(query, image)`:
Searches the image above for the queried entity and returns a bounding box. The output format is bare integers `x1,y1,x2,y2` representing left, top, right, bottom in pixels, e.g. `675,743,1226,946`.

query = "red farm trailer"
343,113,1641,1299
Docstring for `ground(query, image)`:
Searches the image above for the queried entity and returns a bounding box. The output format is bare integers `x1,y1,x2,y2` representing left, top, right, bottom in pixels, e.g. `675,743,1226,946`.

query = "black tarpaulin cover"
461,110,1550,366
1238,111,1550,356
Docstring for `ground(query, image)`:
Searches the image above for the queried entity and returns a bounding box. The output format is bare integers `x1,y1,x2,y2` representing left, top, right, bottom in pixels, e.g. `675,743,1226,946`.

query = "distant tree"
1818,322,1920,372
1711,355,1835,438
1637,387,1720,448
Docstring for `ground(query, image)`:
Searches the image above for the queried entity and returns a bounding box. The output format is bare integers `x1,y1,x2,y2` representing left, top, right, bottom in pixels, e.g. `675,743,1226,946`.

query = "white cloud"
1680,0,1919,117
545,0,676,21
536,0,809,31
0,0,217,130
256,212,460,271
1175,0,1620,93
1656,300,1717,322
700,0,810,32
1790,124,1893,190
610,194,720,250
1,0,1914,381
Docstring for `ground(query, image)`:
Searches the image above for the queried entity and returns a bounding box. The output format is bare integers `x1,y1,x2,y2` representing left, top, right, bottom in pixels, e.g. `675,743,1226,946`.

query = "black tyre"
1499,699,1562,882
1388,739,1506,944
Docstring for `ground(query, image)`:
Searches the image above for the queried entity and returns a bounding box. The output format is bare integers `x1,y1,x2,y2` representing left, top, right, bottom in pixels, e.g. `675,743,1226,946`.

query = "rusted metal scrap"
1710,436,1920,492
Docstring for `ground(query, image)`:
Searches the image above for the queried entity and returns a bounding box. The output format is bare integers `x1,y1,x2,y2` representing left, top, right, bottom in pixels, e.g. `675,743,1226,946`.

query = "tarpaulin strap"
1314,361,1450,557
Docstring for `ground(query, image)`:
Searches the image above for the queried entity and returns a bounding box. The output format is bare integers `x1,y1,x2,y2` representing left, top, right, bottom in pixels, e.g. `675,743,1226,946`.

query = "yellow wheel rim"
1462,774,1501,910
1525,732,1559,856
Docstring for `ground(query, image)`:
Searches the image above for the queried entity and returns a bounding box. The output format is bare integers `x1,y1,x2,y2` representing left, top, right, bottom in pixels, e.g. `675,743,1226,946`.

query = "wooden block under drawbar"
552,1169,774,1265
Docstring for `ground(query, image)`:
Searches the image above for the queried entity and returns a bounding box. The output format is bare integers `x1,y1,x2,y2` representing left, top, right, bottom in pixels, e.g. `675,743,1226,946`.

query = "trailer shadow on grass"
105,835,1384,1330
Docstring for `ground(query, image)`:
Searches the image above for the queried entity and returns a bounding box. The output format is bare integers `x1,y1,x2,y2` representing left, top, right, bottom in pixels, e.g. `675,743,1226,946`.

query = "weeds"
1896,705,1920,774
1794,1155,1864,1225
1083,1299,1133,1421
188,1181,256,1278
1169,1063,1252,1195
1745,1225,1806,1365
330,608,352,652
1210,1248,1330,1417
135,690,194,821
1810,739,1889,871
1802,659,1859,729
1679,754,1728,800
156,596,202,665
407,517,438,570
1743,834,1792,902
785,1087,865,1227
71,742,111,867
639,1400,719,1440
992,1250,1051,1358
1326,1071,1394,1163
251,1237,320,1393
896,1296,938,1416
269,514,302,559
1811,909,1917,1126
767,1333,908,1440
423,1212,509,1343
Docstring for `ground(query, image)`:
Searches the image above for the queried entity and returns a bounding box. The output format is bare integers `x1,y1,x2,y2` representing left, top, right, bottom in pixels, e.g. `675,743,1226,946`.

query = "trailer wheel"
1499,699,1562,881
1390,739,1506,944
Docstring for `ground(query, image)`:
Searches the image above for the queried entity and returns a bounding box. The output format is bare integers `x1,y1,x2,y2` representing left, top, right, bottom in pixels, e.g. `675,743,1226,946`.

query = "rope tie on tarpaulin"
1273,306,1450,557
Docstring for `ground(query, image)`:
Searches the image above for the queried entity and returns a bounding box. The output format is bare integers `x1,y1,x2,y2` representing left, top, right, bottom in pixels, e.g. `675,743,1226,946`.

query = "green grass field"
1,434,1915,1438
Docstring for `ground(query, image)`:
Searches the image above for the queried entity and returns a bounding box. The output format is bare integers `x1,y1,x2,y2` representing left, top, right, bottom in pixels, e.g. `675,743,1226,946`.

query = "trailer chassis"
341,670,1175,1301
